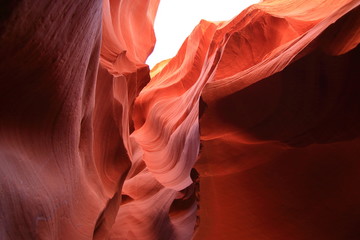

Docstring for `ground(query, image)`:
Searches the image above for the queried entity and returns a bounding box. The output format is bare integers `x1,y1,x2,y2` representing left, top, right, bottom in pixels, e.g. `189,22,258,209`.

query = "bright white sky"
146,0,260,68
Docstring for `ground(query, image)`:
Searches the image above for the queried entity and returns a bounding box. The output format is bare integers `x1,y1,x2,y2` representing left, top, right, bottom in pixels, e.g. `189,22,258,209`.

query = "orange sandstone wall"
0,0,359,239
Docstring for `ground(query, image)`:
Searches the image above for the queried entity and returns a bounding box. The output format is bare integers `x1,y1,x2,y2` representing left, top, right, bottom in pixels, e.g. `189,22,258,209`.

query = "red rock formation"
195,1,360,239
0,0,163,239
144,0,360,239
0,0,359,239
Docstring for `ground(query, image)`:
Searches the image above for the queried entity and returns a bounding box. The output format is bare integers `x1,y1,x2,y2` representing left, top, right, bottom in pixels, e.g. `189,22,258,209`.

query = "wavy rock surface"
145,0,360,239
0,0,359,239
195,1,360,239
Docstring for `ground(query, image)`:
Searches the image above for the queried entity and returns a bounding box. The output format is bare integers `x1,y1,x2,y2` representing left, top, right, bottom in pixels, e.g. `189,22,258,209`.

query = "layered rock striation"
0,0,359,239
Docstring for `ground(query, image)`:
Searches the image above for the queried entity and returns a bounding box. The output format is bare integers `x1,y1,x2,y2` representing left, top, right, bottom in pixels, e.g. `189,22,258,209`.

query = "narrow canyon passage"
0,0,359,239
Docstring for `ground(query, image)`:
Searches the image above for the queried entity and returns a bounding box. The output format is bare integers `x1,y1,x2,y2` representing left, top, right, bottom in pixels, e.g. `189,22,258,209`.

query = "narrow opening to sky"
146,0,260,69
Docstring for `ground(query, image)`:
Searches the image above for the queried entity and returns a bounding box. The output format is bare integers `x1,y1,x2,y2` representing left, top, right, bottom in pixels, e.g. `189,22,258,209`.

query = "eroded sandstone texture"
0,0,359,239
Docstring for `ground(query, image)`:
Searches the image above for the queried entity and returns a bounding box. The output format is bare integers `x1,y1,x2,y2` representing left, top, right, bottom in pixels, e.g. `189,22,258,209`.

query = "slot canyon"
0,0,360,239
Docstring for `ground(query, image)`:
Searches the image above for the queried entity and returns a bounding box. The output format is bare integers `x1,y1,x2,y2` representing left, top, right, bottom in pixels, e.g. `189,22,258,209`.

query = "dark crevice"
93,192,121,240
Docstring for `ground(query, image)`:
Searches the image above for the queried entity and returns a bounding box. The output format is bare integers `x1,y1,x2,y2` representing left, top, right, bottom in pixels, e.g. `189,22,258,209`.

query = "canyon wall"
0,0,359,239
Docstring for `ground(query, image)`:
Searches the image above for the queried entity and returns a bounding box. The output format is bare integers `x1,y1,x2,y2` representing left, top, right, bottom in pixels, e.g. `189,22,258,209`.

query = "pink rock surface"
0,0,359,239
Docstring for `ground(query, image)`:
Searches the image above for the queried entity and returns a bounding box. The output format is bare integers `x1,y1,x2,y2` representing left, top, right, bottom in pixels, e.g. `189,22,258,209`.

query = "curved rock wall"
0,0,359,239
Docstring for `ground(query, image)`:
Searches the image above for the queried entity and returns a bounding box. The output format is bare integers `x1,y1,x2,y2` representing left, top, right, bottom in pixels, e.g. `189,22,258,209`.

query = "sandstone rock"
0,0,359,239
